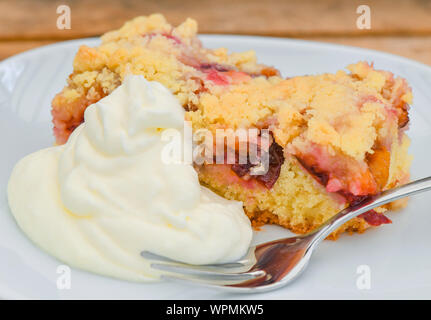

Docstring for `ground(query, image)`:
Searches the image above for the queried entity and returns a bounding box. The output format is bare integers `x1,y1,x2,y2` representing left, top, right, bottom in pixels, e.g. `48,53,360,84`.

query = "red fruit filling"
147,32,182,44
231,142,285,189
345,195,391,226
199,63,231,72
294,143,378,197
198,63,251,85
294,144,392,227
359,210,392,226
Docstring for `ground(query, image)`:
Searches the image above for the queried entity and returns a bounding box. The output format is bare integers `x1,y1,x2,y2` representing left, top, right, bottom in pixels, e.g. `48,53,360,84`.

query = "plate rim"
1,34,430,73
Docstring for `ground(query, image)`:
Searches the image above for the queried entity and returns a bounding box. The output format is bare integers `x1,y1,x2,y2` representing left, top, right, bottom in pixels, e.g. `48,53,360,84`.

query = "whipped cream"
7,75,252,282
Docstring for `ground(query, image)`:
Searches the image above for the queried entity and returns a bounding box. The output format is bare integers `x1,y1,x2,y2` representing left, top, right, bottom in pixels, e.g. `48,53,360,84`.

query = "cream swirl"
8,75,252,281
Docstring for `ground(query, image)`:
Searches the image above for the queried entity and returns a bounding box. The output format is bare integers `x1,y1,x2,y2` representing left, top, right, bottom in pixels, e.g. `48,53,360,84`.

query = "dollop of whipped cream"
8,75,252,282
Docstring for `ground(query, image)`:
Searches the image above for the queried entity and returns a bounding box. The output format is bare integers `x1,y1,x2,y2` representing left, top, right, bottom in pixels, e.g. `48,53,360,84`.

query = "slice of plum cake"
51,14,412,239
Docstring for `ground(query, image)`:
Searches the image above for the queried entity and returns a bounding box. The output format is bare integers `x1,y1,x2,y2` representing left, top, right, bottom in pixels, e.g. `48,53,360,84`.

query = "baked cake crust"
51,14,412,239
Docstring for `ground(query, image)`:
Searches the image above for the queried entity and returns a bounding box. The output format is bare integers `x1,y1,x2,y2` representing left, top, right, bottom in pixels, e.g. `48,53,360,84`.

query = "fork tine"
159,274,254,288
151,262,265,282
141,247,257,269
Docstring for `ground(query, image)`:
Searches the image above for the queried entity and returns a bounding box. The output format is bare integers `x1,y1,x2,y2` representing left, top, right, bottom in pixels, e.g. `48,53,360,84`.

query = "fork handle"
307,176,431,246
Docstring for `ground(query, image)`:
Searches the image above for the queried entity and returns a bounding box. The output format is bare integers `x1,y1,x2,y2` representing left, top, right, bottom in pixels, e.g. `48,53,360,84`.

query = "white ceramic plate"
1,35,431,300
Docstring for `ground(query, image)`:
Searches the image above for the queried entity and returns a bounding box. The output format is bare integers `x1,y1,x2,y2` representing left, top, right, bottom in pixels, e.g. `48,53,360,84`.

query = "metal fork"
142,176,431,293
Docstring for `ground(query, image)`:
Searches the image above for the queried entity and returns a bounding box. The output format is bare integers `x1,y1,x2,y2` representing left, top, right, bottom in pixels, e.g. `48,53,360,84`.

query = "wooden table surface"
1,0,430,65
